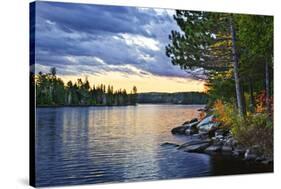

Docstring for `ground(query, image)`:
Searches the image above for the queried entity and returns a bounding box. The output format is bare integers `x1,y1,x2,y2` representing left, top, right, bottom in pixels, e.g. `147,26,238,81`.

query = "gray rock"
255,156,266,162
261,158,273,165
181,143,210,153
205,145,222,153
215,135,224,140
161,142,180,147
177,139,211,150
225,138,237,147
244,149,258,160
198,123,218,137
232,148,246,157
222,145,233,153
189,118,199,124
215,129,227,137
182,118,198,125
184,121,199,135
171,126,186,135
197,115,214,127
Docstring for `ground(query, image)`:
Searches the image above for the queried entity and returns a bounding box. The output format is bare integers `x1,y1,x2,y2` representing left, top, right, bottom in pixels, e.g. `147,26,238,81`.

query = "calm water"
36,104,272,187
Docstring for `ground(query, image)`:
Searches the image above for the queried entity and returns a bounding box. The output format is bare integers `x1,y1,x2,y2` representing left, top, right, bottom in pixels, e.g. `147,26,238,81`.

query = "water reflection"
35,104,271,187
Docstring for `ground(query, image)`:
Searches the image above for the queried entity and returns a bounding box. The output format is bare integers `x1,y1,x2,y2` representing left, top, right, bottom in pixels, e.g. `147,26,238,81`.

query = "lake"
35,104,272,187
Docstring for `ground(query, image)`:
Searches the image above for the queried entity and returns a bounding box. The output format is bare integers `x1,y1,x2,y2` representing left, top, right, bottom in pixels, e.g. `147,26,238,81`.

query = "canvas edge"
29,1,36,187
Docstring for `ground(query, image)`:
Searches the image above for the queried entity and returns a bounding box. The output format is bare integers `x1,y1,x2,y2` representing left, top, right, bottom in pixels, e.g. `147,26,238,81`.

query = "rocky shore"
162,109,273,165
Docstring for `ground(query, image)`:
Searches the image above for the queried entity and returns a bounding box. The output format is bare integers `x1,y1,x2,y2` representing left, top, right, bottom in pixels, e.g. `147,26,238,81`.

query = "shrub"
213,99,273,156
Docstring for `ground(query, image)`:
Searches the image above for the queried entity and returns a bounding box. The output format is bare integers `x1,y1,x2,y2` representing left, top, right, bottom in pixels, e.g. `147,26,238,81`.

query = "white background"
0,0,280,188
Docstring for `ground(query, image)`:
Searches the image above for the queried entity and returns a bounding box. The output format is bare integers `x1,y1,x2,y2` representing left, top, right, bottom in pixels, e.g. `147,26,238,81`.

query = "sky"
33,1,205,93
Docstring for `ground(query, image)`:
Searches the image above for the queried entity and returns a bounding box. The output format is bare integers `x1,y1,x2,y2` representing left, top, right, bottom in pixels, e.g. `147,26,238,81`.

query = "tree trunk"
249,77,255,112
265,59,270,112
229,16,245,117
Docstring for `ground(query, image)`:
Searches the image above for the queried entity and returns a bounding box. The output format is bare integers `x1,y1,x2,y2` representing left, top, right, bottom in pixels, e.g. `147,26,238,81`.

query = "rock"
215,135,224,141
255,156,266,162
189,118,198,124
215,129,229,137
261,158,273,165
198,131,209,140
197,115,214,127
197,107,209,112
244,149,258,160
232,148,246,157
205,145,222,153
171,126,186,135
161,142,180,147
182,118,198,125
222,145,233,153
198,123,218,135
184,121,199,135
181,143,210,153
177,139,211,150
225,138,238,147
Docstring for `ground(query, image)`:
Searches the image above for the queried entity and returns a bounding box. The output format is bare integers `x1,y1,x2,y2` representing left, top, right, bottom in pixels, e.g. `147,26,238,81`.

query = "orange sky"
59,72,205,93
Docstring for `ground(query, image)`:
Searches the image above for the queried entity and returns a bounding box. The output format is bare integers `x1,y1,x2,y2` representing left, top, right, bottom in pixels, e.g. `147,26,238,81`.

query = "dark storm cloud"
34,1,191,78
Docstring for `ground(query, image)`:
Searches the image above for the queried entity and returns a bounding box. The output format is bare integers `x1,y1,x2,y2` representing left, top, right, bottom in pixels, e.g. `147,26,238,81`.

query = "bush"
213,99,273,156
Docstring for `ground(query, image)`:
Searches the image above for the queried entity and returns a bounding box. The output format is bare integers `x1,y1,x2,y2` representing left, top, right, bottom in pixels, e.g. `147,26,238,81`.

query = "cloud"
34,1,199,79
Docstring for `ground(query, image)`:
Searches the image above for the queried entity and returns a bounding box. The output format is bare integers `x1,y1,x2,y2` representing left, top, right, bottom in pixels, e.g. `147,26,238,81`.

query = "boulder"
198,131,209,140
171,126,186,135
215,129,229,137
182,118,198,125
197,115,214,127
189,118,199,124
181,143,210,153
184,121,199,135
255,156,266,162
222,145,233,153
205,144,222,153
198,123,219,137
225,138,238,147
244,149,258,160
261,157,273,165
232,148,246,157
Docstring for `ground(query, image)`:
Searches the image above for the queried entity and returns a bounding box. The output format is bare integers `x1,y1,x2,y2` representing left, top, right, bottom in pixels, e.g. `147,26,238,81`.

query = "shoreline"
166,109,273,166
36,103,206,108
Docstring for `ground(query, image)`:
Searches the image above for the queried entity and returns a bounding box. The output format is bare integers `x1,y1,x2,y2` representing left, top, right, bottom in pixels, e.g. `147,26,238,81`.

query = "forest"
35,68,138,106
137,92,208,104
166,11,273,156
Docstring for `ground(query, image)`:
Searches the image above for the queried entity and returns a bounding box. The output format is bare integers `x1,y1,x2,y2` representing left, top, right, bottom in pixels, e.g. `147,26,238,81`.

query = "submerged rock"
178,139,212,152
178,139,211,149
160,142,180,147
180,143,210,153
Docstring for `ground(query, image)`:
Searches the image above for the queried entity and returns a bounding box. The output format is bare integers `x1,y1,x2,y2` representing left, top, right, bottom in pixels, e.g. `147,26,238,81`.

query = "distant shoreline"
36,103,206,108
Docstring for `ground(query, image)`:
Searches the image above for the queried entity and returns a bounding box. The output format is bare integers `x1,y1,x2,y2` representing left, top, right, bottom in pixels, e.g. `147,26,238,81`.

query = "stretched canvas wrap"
30,1,274,187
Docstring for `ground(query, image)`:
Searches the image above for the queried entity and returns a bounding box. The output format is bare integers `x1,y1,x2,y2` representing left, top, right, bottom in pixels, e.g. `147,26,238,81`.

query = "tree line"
137,92,208,104
35,67,138,106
